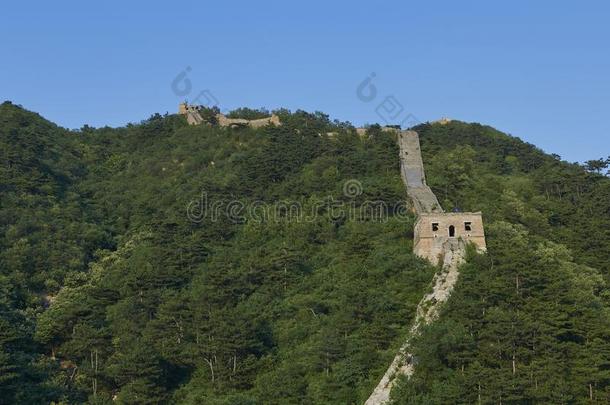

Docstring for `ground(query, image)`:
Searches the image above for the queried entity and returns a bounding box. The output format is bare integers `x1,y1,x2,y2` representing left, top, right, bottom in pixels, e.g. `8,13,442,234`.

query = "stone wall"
366,130,487,404
178,103,281,128
178,103,205,125
365,238,466,405
414,212,486,264
216,113,281,128
397,129,486,264
398,131,443,213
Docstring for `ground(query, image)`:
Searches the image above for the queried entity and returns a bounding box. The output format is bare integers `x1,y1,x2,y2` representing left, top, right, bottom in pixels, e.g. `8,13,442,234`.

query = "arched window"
449,225,455,237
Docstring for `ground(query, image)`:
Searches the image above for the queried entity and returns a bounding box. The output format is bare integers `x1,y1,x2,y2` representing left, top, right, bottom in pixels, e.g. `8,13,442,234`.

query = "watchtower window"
432,223,439,232
449,225,455,237
464,222,472,231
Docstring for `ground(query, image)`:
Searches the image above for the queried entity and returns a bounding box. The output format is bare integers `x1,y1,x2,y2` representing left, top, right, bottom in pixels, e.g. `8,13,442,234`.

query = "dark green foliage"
227,107,270,120
0,102,428,403
392,223,610,404
1,103,610,404
419,121,610,275
389,121,610,404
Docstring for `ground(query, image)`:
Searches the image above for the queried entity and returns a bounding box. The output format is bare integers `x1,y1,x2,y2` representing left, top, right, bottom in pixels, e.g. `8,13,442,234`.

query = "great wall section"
177,103,487,403
365,131,486,405
179,102,281,128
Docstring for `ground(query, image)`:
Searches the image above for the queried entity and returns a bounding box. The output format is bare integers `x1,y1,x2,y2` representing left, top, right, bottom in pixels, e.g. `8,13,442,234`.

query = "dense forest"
1,100,609,404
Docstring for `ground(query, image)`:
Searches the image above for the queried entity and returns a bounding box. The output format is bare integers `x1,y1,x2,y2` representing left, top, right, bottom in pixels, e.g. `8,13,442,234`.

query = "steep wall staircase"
398,131,443,214
365,131,468,405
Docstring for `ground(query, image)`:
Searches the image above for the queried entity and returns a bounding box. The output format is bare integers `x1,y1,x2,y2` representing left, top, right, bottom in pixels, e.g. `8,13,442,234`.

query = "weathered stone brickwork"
178,103,281,128
397,130,486,264
366,130,486,404
414,212,486,264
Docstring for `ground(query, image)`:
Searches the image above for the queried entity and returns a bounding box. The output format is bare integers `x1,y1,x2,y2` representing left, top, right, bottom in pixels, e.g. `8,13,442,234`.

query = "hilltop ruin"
178,103,281,128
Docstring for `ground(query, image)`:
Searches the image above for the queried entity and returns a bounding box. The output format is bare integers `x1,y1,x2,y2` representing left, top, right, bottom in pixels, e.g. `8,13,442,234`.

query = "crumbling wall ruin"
215,112,281,128
365,238,466,405
365,130,486,404
178,103,281,128
414,212,486,264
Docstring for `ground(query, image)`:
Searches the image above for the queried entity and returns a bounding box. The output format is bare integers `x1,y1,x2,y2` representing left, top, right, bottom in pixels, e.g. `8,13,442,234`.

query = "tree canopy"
1,101,609,403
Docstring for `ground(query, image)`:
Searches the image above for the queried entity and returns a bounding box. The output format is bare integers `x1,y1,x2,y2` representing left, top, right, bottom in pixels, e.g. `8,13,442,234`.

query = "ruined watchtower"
366,129,487,405
179,102,205,125
414,212,486,263
398,130,486,264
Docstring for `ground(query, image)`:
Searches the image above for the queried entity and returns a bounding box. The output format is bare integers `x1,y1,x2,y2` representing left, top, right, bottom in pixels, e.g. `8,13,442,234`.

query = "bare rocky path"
365,131,466,404
398,131,443,214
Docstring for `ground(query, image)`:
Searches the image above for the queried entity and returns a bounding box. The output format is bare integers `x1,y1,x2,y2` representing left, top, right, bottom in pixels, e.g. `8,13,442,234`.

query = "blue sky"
1,0,608,162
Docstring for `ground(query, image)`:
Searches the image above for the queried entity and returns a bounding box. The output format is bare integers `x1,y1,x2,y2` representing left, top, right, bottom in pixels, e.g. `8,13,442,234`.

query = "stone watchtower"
414,212,486,263
398,130,486,265
366,129,487,405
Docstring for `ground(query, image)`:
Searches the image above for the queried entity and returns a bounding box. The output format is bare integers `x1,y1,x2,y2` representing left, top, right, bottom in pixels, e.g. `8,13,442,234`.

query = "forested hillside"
1,101,609,404
393,122,610,403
